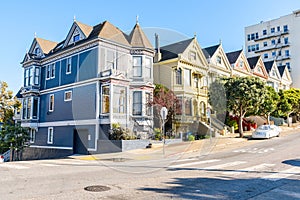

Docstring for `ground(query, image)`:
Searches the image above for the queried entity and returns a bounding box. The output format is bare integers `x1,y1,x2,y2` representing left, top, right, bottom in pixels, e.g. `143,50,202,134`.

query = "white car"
0,155,4,163
252,125,281,139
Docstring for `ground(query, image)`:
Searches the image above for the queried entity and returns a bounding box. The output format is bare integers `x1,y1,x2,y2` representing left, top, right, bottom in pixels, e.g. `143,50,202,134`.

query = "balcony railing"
254,30,289,41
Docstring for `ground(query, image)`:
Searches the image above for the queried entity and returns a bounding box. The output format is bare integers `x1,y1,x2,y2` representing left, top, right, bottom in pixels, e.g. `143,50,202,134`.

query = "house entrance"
73,129,89,155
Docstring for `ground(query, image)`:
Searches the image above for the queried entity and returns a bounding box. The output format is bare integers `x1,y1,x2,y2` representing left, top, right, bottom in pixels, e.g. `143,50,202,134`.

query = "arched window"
175,68,182,85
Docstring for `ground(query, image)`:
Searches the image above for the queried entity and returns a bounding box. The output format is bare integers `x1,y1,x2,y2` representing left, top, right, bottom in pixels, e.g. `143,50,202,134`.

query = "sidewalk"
70,123,300,161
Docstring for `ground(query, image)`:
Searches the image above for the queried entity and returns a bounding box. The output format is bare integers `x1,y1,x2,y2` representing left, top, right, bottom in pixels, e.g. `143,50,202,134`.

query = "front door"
73,129,89,155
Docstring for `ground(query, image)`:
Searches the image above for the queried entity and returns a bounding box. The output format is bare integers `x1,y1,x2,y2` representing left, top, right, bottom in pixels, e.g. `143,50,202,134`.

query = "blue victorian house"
17,19,154,159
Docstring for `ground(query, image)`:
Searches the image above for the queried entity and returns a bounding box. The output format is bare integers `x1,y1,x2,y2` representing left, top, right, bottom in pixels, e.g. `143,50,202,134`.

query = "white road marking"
223,163,275,175
233,148,275,154
169,159,220,168
203,161,247,170
0,163,29,169
262,166,300,181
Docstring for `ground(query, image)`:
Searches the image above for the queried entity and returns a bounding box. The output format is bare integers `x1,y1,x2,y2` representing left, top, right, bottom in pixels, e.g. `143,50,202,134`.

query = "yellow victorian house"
153,36,209,134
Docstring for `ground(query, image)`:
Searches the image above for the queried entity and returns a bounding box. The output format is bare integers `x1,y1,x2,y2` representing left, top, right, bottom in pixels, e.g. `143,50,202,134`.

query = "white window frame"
49,94,54,112
34,67,40,85
50,63,55,79
64,91,72,102
46,65,51,80
30,129,36,143
47,127,53,144
133,56,142,77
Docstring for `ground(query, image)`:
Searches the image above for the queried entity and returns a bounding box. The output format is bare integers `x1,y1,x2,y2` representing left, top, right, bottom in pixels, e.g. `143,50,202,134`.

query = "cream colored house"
264,61,281,92
247,55,269,82
278,65,292,90
153,37,209,133
202,43,231,84
226,50,252,77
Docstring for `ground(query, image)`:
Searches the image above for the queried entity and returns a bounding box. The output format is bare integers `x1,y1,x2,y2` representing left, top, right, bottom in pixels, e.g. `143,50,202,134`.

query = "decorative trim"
22,119,98,127
30,145,72,150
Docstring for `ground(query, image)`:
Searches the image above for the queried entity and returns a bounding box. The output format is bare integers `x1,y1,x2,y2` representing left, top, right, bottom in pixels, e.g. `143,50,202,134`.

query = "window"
251,45,255,51
102,86,110,114
29,129,36,143
194,75,199,88
176,97,183,115
29,68,34,86
175,68,182,85
271,40,275,45
278,38,281,44
185,98,192,115
189,51,196,60
27,98,31,119
133,91,142,115
251,33,255,40
263,29,267,35
271,27,275,33
264,53,268,59
146,92,151,116
24,69,29,87
49,94,54,112
284,37,289,45
34,68,40,85
283,25,288,32
256,44,259,51
47,127,53,144
22,97,39,120
285,50,290,56
286,62,290,69
278,50,282,56
239,60,244,68
66,57,71,74
113,86,126,114
272,51,276,57
73,34,80,42
50,63,55,78
184,69,191,86
106,50,115,70
255,32,258,39
145,57,151,78
133,56,142,77
35,48,41,56
247,34,250,41
64,91,72,101
247,46,251,52
277,26,280,32
216,56,221,64
46,65,51,79
263,41,267,47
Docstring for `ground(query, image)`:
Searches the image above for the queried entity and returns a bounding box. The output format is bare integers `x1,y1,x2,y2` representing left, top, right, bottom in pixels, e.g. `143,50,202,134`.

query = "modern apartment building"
17,20,154,158
245,10,300,88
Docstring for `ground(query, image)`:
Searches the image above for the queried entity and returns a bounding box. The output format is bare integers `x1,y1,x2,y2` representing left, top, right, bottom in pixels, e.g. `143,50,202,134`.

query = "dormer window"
73,34,80,42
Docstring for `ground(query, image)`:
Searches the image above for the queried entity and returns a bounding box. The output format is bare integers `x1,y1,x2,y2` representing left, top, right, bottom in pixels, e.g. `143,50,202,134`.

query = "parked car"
0,155,4,163
252,125,281,139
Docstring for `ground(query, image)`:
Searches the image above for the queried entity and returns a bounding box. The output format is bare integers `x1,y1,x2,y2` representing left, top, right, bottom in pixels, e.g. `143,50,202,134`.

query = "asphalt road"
0,131,300,200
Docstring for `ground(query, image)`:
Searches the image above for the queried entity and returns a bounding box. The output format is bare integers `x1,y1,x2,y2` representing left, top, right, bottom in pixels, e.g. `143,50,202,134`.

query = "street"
0,131,300,199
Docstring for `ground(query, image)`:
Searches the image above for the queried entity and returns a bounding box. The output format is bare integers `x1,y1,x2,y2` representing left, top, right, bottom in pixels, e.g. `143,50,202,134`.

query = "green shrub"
188,135,195,141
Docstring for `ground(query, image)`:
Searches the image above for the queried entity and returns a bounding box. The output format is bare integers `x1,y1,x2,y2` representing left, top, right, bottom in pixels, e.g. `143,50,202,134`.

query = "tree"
223,77,267,137
208,78,227,120
149,84,179,132
275,88,300,126
0,124,30,160
258,86,279,124
0,81,19,125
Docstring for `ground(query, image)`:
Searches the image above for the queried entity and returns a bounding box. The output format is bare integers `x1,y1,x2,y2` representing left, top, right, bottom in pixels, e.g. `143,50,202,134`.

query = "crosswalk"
168,158,300,182
0,158,98,169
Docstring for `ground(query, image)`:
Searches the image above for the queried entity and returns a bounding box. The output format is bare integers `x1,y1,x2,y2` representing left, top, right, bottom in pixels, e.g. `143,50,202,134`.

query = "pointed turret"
128,23,153,49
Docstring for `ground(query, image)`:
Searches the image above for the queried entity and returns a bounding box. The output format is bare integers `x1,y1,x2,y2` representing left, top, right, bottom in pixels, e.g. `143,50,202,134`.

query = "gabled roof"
128,23,152,49
159,38,194,61
278,65,286,76
75,21,93,37
247,56,260,69
264,61,275,73
95,21,130,46
226,50,242,64
35,37,58,54
203,44,220,59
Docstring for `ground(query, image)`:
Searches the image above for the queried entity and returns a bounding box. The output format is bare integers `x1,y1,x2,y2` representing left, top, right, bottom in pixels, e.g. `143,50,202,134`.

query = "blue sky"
1,0,300,93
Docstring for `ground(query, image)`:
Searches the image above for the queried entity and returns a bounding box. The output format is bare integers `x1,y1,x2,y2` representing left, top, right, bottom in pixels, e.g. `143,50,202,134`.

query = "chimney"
154,33,162,62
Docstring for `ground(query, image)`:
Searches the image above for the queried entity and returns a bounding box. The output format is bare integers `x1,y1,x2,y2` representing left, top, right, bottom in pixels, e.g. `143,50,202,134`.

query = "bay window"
22,96,40,120
133,91,142,115
133,56,142,77
102,86,110,113
113,86,126,114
